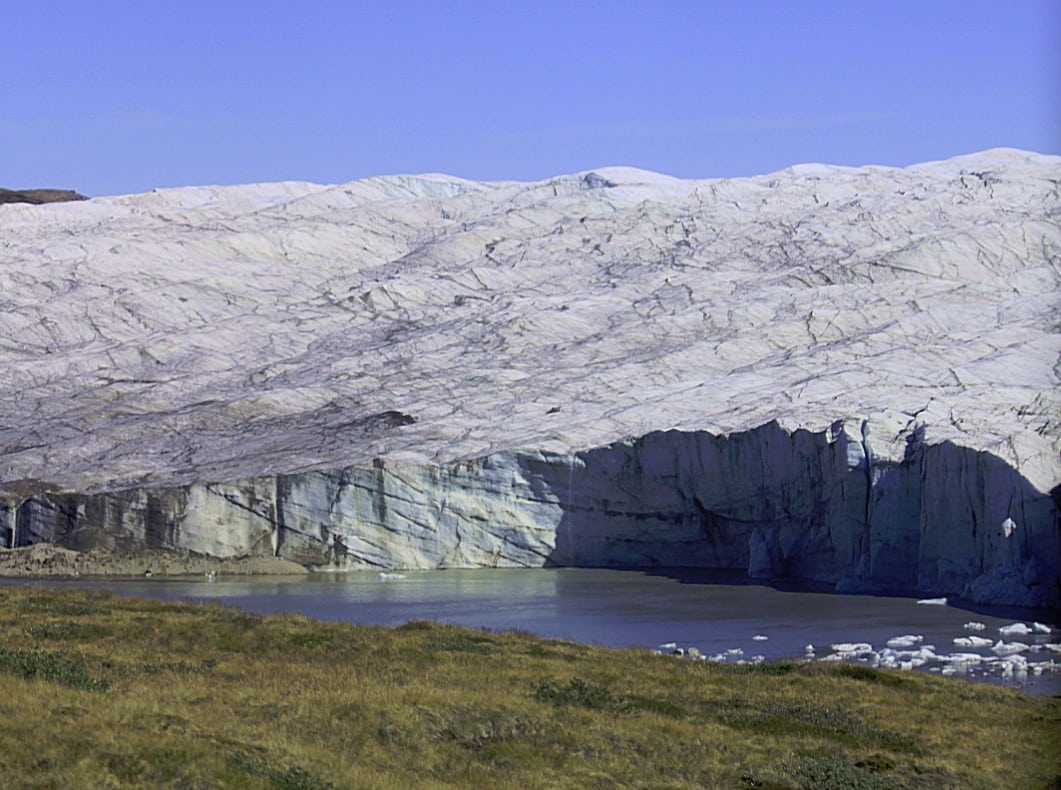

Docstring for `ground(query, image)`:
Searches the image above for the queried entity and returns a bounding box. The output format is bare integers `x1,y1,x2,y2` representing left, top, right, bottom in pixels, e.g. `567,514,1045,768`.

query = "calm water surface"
14,569,1060,695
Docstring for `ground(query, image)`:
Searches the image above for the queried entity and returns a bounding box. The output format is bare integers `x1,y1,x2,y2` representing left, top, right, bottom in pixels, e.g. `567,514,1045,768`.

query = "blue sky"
3,1,1058,196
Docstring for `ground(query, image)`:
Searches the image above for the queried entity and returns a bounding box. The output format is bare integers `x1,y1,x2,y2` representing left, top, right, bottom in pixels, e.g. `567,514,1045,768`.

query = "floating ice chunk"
953,636,993,647
886,634,923,648
686,647,701,659
752,635,768,641
899,661,913,671
1002,660,1028,681
946,652,983,666
991,640,1029,655
1044,644,1061,654
909,647,938,664
659,642,677,650
997,654,1028,672
726,648,744,656
1032,622,1052,634
804,644,815,654
378,572,406,580
830,642,872,654
964,622,987,631
999,623,1031,636
916,597,947,605
818,653,844,662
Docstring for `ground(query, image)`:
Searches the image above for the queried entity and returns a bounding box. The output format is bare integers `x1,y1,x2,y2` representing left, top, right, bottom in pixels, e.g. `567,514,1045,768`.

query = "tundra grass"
0,586,1056,788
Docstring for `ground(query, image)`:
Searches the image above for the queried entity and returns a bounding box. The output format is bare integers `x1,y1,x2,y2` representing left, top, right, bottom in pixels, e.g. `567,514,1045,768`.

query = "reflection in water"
9,569,1059,695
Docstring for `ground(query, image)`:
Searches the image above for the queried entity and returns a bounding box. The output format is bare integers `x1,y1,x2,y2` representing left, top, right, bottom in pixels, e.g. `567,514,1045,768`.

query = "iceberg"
999,623,1032,636
886,634,924,648
953,636,993,647
991,641,1030,656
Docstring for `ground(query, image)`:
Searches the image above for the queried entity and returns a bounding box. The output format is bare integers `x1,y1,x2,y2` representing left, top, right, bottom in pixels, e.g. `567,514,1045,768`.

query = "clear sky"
3,1,1058,196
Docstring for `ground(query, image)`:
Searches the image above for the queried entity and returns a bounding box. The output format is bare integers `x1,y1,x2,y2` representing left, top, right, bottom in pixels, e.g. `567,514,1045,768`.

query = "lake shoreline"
2,544,1058,623
0,543,308,578
4,582,1056,787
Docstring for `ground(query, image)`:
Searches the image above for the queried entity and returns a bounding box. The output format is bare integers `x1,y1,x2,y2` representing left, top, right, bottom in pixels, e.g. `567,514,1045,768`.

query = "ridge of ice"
0,149,1058,502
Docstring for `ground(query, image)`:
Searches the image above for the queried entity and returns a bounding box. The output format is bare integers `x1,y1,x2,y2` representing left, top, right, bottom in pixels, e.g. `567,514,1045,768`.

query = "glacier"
0,149,1058,606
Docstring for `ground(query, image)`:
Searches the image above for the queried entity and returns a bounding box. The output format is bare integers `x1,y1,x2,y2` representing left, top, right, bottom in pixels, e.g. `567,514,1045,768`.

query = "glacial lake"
10,569,1059,696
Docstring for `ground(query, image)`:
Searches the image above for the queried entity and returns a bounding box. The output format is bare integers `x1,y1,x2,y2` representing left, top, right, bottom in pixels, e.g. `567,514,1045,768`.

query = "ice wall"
5,420,1056,607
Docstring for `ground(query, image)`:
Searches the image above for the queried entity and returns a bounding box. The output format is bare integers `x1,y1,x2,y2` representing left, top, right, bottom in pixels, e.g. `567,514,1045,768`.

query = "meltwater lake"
14,569,1060,696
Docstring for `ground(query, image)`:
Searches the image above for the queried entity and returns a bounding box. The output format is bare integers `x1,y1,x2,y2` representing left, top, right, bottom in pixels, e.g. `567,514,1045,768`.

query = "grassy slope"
0,586,1056,789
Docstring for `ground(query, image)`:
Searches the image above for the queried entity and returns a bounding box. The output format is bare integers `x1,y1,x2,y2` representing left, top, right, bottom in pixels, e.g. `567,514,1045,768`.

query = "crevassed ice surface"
0,149,1058,495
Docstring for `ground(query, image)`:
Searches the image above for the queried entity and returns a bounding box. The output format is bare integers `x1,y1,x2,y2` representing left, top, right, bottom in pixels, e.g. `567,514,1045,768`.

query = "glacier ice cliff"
0,149,1058,606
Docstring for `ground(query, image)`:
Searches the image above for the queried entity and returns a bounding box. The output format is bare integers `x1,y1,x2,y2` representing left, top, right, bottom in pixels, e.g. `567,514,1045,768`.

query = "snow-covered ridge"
0,150,1058,604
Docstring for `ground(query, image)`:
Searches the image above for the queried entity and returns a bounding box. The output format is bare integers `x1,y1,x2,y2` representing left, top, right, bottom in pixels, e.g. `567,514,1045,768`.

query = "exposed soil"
0,543,308,578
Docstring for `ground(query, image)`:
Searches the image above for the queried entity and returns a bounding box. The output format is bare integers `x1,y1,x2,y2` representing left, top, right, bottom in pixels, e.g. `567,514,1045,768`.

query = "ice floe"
999,622,1032,636
830,642,873,654
953,635,993,647
649,618,1059,691
991,640,1030,655
886,634,924,648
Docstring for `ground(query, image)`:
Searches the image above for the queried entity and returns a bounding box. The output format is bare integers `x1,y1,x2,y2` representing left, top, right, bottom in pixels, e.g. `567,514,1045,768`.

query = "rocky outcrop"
4,420,1056,606
1,150,1058,606
0,188,87,205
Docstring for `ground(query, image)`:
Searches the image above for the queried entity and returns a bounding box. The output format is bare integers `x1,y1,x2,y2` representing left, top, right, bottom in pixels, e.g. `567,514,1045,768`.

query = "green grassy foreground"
0,586,1056,789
